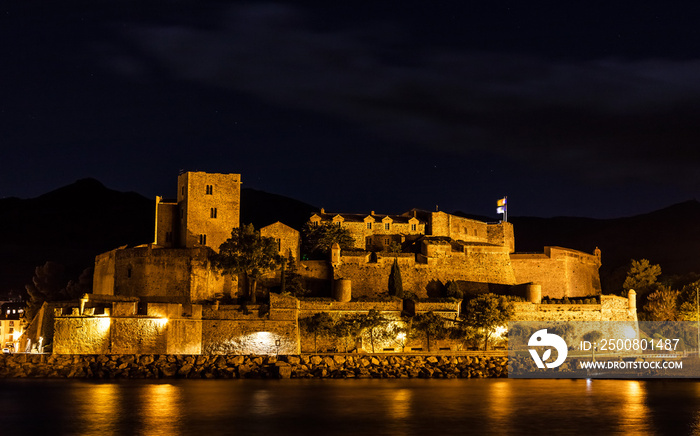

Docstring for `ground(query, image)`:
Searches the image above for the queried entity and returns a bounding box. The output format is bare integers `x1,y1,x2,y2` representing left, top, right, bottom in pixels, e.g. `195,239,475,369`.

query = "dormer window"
384,223,390,230
411,224,417,231
367,222,372,229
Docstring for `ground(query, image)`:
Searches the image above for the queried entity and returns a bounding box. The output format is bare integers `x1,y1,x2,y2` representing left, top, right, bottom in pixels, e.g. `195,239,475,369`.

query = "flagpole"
505,196,508,222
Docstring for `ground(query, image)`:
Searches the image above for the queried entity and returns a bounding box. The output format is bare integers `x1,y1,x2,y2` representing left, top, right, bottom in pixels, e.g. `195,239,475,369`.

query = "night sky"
3,1,700,219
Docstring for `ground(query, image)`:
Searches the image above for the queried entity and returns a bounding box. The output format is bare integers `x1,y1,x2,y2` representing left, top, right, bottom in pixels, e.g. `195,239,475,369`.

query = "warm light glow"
155,318,168,328
143,384,181,435
487,380,513,426
254,331,272,341
396,332,406,341
494,325,508,337
617,381,650,432
388,389,412,419
251,389,273,416
239,331,282,355
75,383,118,434
97,317,111,333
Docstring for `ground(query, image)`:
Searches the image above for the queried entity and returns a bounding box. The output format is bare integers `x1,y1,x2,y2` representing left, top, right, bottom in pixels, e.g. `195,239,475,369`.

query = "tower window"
181,186,185,196
199,234,207,245
210,207,218,218
127,267,132,278
206,185,213,195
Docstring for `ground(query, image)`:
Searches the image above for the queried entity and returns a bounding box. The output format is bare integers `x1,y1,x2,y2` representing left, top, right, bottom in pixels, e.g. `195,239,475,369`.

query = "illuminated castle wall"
40,170,632,356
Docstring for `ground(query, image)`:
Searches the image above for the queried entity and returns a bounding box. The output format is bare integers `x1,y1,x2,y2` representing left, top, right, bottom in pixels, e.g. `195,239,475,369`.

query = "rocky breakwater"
0,353,508,379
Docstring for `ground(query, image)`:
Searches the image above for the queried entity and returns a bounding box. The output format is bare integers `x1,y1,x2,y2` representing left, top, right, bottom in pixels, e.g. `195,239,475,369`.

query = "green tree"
446,280,463,300
678,281,700,321
301,222,354,259
63,267,93,300
24,261,66,328
300,312,335,353
387,241,402,254
623,259,661,295
464,294,514,350
388,258,404,298
211,224,283,303
582,330,603,344
283,255,308,298
643,286,680,321
23,262,92,329
550,323,576,342
506,324,533,350
412,311,450,352
358,309,388,353
334,314,365,352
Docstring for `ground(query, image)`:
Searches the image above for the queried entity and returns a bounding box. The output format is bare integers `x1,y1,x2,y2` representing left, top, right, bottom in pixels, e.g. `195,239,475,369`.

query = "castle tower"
177,172,241,251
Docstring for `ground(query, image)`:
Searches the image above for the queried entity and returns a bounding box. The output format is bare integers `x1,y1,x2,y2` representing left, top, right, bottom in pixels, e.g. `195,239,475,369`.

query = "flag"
497,206,506,214
497,197,507,207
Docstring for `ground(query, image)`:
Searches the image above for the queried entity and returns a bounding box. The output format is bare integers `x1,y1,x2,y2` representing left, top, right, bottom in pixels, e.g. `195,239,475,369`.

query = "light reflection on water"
4,378,700,435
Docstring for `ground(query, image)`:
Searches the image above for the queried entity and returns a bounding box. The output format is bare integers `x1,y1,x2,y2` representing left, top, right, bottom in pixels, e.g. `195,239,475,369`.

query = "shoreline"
0,353,507,379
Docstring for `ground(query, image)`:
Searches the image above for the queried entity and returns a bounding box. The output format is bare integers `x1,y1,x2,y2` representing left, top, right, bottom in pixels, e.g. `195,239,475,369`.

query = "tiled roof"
312,212,416,224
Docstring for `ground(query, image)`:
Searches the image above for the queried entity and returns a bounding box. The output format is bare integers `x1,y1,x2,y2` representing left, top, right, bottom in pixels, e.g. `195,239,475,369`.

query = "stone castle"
28,171,636,356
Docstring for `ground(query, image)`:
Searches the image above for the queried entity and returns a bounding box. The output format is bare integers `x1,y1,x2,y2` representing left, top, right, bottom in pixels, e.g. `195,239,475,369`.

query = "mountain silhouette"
1,179,698,297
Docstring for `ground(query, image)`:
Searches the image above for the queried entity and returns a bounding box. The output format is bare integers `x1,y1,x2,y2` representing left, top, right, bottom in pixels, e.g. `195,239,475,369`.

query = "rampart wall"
299,260,333,295
53,302,203,355
333,247,516,299
510,246,602,299
201,294,300,355
49,292,635,356
93,246,234,302
429,212,489,243
512,295,636,322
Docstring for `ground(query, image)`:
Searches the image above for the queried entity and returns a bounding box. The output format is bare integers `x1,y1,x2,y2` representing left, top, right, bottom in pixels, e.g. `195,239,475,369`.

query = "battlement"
510,246,601,265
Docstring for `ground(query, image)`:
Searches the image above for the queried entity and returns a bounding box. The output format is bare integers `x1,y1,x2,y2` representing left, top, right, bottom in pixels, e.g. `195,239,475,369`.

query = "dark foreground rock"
0,354,508,379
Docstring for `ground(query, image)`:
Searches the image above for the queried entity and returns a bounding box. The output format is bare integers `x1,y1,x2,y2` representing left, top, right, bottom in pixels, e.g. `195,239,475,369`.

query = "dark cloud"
113,3,700,190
